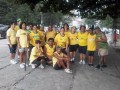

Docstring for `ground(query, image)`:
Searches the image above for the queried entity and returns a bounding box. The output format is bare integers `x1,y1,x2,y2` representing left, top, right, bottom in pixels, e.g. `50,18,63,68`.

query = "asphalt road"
0,39,120,90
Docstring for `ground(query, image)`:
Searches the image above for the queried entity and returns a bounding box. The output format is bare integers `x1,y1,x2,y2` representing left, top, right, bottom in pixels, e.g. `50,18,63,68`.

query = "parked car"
0,24,9,39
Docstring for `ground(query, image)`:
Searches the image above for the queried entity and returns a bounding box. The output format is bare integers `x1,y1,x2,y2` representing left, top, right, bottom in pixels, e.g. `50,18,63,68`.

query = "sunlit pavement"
0,39,120,90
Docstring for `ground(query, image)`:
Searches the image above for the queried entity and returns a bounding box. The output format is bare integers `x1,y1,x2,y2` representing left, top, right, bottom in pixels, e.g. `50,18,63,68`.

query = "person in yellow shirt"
37,26,45,49
63,23,70,37
29,25,42,50
44,38,55,65
30,40,45,69
15,18,22,59
77,25,88,65
87,28,96,66
7,22,17,64
45,25,57,41
52,46,72,73
16,22,29,69
15,18,22,32
54,27,69,55
68,26,78,62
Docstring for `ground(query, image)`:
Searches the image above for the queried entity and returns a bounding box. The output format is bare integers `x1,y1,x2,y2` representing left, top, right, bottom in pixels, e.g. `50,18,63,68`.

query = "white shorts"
19,48,28,53
98,48,108,56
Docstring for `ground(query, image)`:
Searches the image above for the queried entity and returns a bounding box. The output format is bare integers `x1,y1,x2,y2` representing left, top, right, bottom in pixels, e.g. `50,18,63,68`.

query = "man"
15,18,22,60
45,25,57,42
95,27,109,69
44,38,56,65
77,25,88,64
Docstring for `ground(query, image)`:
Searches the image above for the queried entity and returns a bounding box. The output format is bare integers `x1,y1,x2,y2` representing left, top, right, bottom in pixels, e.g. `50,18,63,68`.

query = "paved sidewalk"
0,39,120,90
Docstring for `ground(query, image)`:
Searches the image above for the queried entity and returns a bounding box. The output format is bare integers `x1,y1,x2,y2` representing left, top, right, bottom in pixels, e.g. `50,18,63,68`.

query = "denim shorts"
8,44,17,53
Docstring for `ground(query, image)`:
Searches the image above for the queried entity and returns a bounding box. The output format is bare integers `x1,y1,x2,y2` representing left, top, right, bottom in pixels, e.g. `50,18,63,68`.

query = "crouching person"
52,46,72,73
29,40,45,69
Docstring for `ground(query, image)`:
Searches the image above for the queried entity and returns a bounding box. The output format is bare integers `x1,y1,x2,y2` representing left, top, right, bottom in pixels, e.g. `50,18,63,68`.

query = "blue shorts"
8,44,17,53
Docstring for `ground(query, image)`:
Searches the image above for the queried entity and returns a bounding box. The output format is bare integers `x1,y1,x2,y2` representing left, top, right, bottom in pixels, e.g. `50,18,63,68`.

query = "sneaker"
95,65,100,69
23,63,29,67
102,64,107,68
64,69,72,73
31,64,36,69
79,60,83,64
39,64,44,69
83,60,85,65
10,60,17,64
13,59,17,64
20,63,25,68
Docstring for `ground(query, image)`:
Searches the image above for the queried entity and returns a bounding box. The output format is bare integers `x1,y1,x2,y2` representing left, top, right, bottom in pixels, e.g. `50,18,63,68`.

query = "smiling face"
71,26,76,33
33,25,37,31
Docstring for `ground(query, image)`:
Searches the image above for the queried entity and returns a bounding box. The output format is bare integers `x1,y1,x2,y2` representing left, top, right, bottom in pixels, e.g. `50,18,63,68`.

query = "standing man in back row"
95,27,109,69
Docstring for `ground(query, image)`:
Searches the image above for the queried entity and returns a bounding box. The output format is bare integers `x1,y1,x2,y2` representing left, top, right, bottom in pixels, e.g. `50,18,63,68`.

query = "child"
29,40,45,69
44,38,55,65
87,28,96,66
52,46,72,73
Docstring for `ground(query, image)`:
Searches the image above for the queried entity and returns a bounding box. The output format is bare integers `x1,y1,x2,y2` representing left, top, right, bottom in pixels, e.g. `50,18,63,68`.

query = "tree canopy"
7,0,120,19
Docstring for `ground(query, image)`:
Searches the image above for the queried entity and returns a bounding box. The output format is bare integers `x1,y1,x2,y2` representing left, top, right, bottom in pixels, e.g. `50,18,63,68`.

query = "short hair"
94,26,101,31
19,22,26,29
80,25,86,30
35,40,41,44
48,38,54,42
56,46,62,50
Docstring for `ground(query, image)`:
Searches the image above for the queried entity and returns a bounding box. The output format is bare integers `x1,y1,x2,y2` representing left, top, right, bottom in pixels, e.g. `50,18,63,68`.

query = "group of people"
6,18,109,74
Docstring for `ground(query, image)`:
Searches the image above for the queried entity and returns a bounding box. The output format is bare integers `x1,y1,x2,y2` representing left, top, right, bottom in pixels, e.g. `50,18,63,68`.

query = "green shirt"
96,33,108,49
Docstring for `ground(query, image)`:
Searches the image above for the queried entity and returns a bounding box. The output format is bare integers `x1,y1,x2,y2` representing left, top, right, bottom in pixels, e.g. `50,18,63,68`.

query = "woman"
77,25,88,65
52,46,72,73
16,22,29,68
54,27,69,55
30,40,45,69
68,26,78,62
7,22,17,64
87,28,96,66
29,25,42,50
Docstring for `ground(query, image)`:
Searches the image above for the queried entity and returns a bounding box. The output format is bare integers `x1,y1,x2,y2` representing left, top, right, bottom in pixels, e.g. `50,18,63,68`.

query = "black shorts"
78,46,87,54
32,56,45,67
88,51,95,56
69,44,78,52
8,44,17,53
61,48,67,55
45,58,52,64
53,63,62,70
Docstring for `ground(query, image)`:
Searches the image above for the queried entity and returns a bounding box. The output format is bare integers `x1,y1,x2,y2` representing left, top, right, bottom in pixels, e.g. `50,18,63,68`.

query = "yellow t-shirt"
45,44,55,57
30,46,42,63
14,25,20,32
7,28,17,44
77,32,88,46
16,29,29,48
87,34,96,51
65,31,70,37
68,32,78,45
30,31,41,46
55,34,69,48
52,52,64,67
45,30,57,41
38,30,45,46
